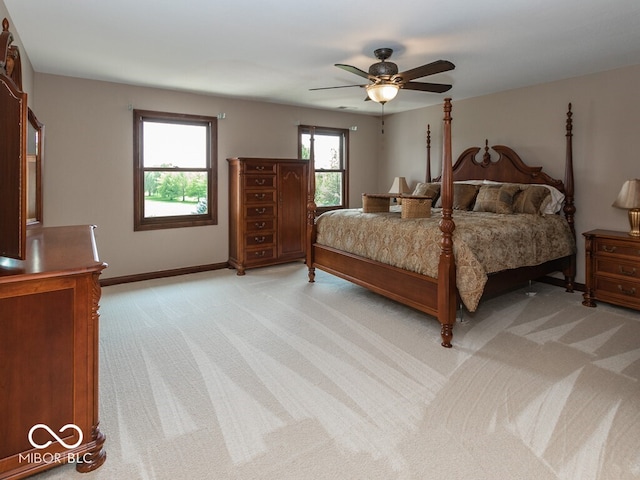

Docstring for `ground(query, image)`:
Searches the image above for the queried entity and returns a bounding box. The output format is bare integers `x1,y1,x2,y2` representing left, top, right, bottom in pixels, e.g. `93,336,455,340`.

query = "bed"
305,98,576,347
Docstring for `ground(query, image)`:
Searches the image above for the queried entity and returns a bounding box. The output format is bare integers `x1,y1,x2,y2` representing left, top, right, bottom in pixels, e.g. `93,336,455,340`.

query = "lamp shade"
612,179,640,209
366,83,399,104
613,179,640,236
388,176,410,195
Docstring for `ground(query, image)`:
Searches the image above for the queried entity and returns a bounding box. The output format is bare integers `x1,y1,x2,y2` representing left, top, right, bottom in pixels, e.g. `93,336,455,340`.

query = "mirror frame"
27,108,44,226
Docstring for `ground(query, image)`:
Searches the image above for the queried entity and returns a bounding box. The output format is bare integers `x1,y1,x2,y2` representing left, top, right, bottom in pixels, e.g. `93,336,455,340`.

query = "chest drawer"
245,205,275,218
245,219,275,233
245,233,275,248
594,237,640,260
244,190,277,205
245,246,276,264
243,161,277,174
243,175,276,190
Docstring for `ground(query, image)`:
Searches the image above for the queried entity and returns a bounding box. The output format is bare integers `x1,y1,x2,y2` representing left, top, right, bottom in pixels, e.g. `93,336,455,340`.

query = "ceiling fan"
311,48,455,104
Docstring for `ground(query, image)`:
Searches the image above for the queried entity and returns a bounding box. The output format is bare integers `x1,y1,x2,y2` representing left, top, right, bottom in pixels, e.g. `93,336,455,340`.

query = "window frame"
133,109,217,231
298,125,349,213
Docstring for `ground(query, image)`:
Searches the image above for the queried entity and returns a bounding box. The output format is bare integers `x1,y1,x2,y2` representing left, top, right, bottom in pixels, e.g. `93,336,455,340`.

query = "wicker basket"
362,193,392,213
401,196,432,219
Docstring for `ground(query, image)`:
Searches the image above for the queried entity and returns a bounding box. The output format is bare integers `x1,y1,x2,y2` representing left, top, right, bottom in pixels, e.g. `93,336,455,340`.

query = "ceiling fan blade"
401,81,452,93
335,63,372,80
309,84,366,91
395,60,455,82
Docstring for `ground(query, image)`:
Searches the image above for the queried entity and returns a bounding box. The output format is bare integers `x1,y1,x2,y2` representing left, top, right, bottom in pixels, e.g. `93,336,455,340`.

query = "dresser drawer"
243,161,277,174
594,237,640,260
245,233,275,247
245,246,276,264
244,190,277,205
595,258,639,279
244,175,277,189
245,219,275,233
245,205,275,218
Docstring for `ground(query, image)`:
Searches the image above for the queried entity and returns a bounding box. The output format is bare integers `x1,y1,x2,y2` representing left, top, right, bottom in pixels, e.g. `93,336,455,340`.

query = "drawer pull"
601,245,617,253
254,222,266,229
255,165,265,171
254,193,266,200
617,285,637,296
254,250,267,257
255,179,266,185
619,266,637,276
254,208,266,214
254,236,266,243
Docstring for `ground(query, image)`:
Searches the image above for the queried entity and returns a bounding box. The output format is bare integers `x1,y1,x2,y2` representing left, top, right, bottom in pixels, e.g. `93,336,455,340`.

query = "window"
133,110,217,231
298,126,348,212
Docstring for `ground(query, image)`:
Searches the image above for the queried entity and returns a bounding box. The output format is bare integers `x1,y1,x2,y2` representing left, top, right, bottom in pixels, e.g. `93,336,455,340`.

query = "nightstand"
583,229,640,310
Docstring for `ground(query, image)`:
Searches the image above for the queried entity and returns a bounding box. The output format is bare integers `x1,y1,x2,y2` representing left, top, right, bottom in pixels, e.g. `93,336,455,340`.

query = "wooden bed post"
438,98,456,348
306,127,317,282
426,124,431,182
563,103,576,292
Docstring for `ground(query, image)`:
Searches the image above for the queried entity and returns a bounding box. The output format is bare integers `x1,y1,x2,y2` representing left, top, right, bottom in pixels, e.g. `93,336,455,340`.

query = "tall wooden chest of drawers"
228,158,308,275
583,229,640,310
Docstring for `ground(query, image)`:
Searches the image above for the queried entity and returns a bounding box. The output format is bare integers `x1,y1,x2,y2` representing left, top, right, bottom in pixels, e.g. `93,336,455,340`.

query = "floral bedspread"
315,208,576,311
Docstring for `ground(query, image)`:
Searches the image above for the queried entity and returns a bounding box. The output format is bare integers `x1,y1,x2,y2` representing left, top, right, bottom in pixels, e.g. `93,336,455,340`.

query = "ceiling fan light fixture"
366,83,399,104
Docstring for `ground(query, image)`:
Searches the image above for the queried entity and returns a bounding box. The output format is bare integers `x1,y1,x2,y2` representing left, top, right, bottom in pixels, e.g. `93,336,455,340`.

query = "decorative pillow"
412,182,440,203
473,184,521,214
541,185,565,214
512,185,551,214
435,183,479,210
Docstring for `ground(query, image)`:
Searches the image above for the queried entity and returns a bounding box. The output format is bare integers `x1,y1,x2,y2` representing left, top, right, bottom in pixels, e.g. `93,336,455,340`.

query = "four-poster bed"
305,98,576,347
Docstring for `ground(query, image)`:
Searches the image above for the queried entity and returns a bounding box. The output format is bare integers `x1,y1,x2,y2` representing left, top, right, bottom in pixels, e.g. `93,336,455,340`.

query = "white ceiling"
5,0,640,115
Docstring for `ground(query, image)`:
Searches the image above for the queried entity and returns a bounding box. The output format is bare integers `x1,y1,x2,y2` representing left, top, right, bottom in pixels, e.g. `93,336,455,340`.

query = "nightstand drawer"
594,237,640,260
594,276,640,304
595,258,639,279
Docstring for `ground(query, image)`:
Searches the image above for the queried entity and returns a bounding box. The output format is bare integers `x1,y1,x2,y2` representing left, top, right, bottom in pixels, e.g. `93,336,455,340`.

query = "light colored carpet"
33,264,640,480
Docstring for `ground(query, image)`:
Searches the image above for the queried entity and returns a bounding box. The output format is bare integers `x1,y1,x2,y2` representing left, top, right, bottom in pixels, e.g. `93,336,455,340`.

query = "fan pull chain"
381,103,385,134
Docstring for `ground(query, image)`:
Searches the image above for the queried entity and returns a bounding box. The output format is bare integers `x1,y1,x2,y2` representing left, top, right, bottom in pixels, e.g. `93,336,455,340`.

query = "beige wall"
33,74,381,278
383,64,640,283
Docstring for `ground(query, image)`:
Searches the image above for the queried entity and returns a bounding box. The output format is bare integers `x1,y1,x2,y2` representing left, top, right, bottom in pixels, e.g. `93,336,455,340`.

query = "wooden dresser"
0,225,107,479
583,229,640,310
228,158,307,275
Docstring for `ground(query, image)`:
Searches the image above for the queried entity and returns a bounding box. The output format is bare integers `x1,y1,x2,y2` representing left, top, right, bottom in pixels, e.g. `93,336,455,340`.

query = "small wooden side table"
583,229,640,310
